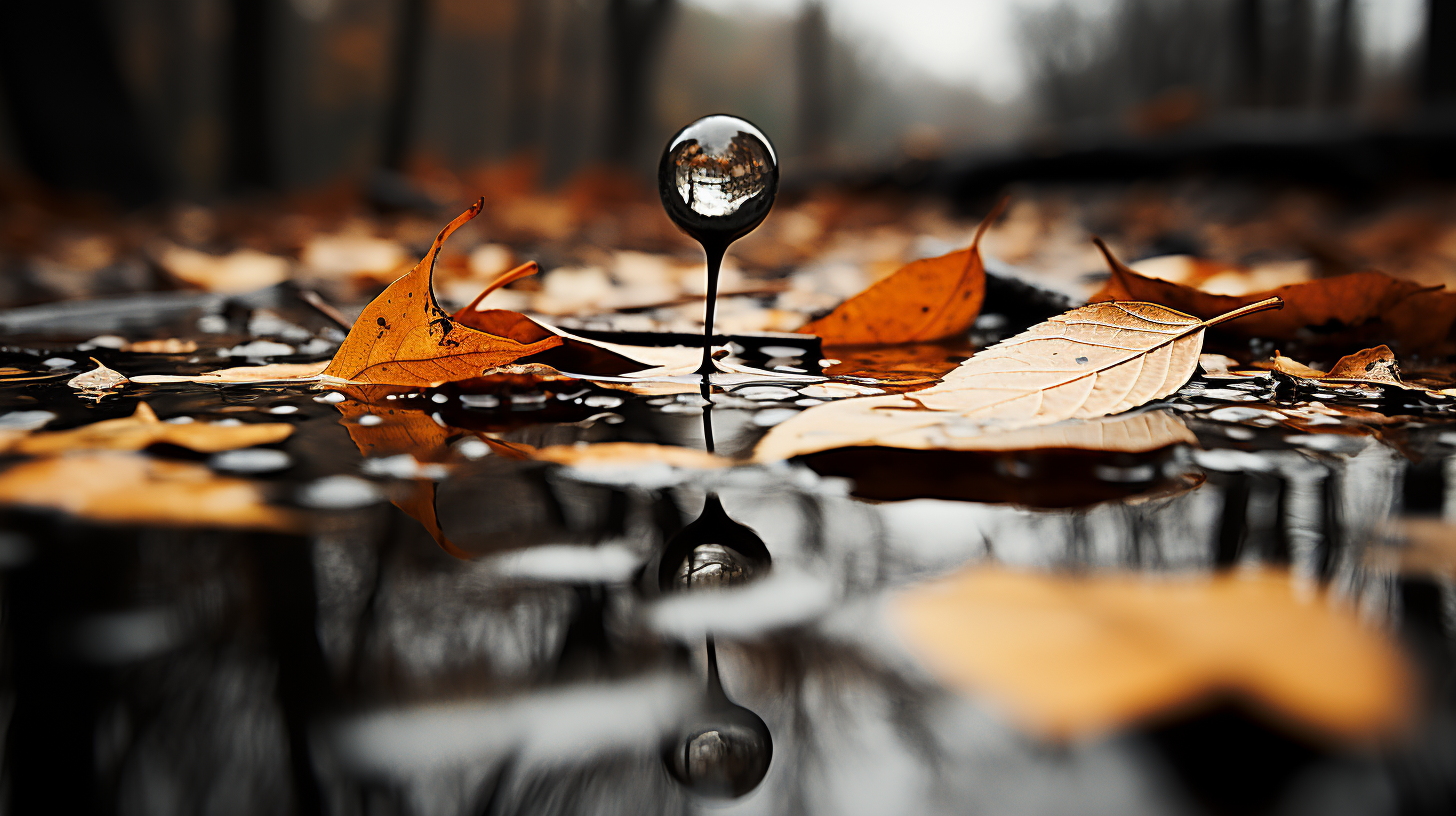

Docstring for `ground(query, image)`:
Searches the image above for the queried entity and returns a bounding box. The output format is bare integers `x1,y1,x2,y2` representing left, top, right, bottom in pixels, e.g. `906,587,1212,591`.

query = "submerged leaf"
4,402,292,455
0,452,302,532
322,200,563,386
894,567,1410,740
1091,239,1456,352
796,199,1005,345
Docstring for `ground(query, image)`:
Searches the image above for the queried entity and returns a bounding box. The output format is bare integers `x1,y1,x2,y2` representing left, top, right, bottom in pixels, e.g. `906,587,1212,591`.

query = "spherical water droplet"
665,722,772,798
659,115,778,247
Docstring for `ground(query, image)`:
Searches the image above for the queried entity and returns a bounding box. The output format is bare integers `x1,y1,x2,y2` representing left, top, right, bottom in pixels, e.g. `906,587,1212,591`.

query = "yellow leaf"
7,402,292,455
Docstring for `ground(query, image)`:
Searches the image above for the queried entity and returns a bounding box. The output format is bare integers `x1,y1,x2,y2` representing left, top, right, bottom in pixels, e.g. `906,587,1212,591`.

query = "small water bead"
659,115,778,244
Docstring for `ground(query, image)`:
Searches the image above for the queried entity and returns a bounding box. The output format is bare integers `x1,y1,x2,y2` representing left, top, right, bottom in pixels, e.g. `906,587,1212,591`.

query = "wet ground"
3,285,1456,816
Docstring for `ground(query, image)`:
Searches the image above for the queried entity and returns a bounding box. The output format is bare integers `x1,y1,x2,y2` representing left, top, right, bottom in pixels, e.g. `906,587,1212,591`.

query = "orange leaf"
895,567,1411,741
796,199,1006,345
1090,239,1456,352
322,200,564,386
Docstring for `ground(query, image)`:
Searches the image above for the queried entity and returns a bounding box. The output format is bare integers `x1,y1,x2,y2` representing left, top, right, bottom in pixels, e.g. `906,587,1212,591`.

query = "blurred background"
0,0,1441,203
3,0,1456,316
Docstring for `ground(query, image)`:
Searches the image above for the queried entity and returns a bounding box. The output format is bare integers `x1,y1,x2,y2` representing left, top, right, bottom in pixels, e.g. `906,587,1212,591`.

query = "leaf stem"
1201,296,1284,328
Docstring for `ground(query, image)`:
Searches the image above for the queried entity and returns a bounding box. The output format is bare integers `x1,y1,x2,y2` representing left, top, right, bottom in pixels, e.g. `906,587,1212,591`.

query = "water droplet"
659,115,778,244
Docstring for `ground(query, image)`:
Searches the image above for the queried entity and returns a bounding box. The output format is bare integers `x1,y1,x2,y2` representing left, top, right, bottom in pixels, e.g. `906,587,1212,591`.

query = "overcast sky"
684,0,1427,102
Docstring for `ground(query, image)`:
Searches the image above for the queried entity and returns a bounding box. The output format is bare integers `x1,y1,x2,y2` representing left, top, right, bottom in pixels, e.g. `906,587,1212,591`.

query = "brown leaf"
4,402,292,455
894,567,1410,741
910,298,1283,424
1326,345,1404,385
795,199,1006,345
67,358,128,391
156,244,290,294
1091,239,1456,352
322,200,564,386
124,338,199,354
0,452,302,532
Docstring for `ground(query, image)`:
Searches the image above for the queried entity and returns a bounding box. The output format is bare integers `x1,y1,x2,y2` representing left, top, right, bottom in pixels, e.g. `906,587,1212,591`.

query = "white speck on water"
210,448,292,474
315,392,346,403
1207,407,1285,423
461,394,501,408
362,454,448,480
1286,434,1369,453
752,408,801,427
819,358,841,366
1199,388,1261,402
212,418,244,427
79,335,126,350
583,395,623,409
431,394,448,404
163,416,195,425
511,393,548,405
735,386,799,401
455,438,492,459
298,475,384,509
268,405,299,414
1223,427,1256,440
795,398,825,406
296,337,336,356
0,410,55,431
196,314,229,333
1193,448,1274,472
44,357,76,368
221,340,294,358
659,403,706,415
486,544,640,583
759,345,805,358
774,365,807,373
357,415,383,426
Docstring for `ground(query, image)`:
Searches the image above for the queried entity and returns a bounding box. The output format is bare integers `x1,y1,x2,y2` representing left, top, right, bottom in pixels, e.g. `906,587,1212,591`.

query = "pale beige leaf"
131,360,329,384
752,398,1193,462
911,299,1280,426
67,358,128,390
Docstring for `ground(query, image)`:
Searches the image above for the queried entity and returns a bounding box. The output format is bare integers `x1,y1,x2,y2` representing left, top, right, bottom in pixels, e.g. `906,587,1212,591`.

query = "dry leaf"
910,299,1282,425
157,244,290,293
1091,239,1456,352
754,399,1194,462
895,567,1410,741
66,358,128,390
130,360,329,385
322,200,563,386
124,338,199,354
3,402,292,455
0,452,301,532
796,199,1006,345
1325,345,1404,385
534,442,727,469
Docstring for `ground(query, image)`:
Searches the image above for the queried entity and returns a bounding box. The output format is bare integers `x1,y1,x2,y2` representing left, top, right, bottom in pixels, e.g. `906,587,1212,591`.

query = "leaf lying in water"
2,402,292,455
894,567,1410,740
0,452,302,532
1250,345,1448,399
534,442,726,469
130,360,329,385
796,199,1005,345
816,341,973,393
322,200,563,386
754,401,1194,462
1091,239,1456,352
67,358,128,391
910,298,1282,423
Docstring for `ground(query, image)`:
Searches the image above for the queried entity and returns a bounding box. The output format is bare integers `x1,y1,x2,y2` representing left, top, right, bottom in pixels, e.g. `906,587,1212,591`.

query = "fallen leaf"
3,402,292,455
754,400,1195,462
534,442,727,469
66,358,128,391
894,567,1410,741
818,341,973,393
910,298,1283,425
124,338,199,354
796,199,1006,345
130,360,330,385
1326,345,1404,384
156,244,290,294
322,200,564,386
1091,239,1456,352
0,452,301,532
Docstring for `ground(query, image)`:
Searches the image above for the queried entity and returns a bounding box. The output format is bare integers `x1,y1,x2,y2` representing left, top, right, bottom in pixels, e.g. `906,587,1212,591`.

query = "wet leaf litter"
6,120,1456,814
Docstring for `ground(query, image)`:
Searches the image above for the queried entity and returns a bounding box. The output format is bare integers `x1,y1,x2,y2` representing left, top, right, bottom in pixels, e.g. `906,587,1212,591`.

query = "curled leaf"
67,358,128,391
796,199,1006,345
322,200,563,386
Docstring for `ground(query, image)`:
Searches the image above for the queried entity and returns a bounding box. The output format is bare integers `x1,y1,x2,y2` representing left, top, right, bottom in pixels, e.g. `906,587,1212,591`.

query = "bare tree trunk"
507,0,547,156
1268,0,1312,108
1424,0,1456,107
605,0,675,167
1325,0,1358,107
0,0,162,203
796,1,831,158
380,0,430,172
1232,0,1265,107
226,0,277,191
